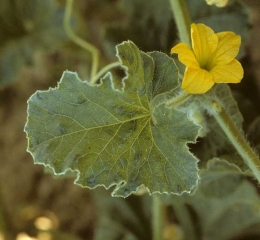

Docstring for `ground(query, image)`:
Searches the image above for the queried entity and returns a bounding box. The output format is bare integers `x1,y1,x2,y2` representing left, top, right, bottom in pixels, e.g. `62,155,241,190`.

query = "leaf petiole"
64,0,100,80
64,0,123,85
165,91,191,109
89,61,122,85
209,101,260,183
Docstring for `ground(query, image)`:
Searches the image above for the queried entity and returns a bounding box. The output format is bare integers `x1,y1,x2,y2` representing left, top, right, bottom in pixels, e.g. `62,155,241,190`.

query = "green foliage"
0,0,67,85
20,1,260,239
104,0,176,53
193,84,245,163
94,189,151,240
25,41,200,197
169,159,260,240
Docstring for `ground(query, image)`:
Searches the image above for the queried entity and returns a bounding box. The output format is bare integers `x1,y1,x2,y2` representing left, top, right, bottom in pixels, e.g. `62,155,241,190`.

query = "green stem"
152,195,164,240
210,102,260,183
165,91,191,109
89,61,121,85
64,0,100,80
169,0,192,46
172,200,197,240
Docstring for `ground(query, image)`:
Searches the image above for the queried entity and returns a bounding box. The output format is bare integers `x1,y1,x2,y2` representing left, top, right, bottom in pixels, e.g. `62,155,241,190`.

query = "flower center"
198,56,214,71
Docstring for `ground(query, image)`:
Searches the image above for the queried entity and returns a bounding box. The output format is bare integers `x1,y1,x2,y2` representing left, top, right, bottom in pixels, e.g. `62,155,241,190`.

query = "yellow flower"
171,23,244,94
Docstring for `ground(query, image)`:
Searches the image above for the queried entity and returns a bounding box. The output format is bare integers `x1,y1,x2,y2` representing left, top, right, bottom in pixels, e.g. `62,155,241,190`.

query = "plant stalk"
64,0,100,80
169,0,192,46
211,102,260,183
152,195,164,240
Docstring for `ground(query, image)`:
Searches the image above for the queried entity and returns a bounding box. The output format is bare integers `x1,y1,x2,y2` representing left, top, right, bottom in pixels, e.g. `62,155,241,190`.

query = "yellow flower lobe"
171,23,244,94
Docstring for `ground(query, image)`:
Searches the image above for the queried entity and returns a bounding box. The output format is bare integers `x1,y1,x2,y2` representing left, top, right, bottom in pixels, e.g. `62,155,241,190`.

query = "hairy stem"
169,0,192,46
64,0,100,80
152,195,164,240
165,91,191,109
210,102,260,183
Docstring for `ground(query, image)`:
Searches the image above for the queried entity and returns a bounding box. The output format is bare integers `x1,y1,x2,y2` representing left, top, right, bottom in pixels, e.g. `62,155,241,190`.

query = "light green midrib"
117,43,151,111
29,109,193,191
96,118,151,181
29,113,151,148
37,118,151,180
73,78,150,120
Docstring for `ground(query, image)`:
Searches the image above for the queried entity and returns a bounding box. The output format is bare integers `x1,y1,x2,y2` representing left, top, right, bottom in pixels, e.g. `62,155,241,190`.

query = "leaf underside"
25,41,199,197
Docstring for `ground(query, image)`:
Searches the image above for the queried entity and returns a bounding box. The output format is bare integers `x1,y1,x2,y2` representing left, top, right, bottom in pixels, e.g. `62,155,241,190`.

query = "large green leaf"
25,41,200,197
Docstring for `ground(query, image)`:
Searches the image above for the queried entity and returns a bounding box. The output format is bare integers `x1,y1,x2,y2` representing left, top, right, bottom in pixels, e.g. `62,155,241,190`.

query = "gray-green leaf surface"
25,41,199,197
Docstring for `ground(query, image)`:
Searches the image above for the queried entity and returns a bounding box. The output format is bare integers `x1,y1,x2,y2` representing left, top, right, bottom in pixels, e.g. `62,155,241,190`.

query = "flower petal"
191,23,218,68
211,32,241,66
171,43,198,67
182,67,215,94
210,59,244,83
